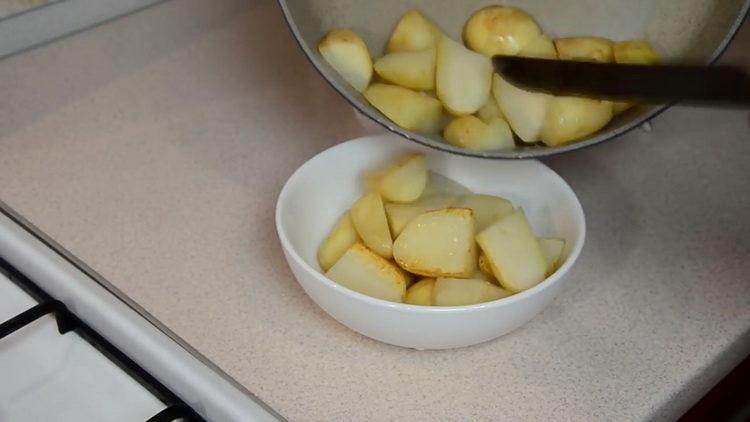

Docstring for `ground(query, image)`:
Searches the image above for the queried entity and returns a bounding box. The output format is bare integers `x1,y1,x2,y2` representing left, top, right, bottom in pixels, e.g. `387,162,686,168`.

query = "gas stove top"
0,202,283,421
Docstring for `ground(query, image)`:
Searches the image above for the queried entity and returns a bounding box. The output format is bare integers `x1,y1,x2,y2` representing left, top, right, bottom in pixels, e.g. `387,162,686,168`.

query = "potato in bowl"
275,133,586,349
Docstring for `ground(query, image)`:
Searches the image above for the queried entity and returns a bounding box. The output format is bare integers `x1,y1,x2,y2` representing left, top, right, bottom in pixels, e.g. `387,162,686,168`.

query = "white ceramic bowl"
275,134,586,349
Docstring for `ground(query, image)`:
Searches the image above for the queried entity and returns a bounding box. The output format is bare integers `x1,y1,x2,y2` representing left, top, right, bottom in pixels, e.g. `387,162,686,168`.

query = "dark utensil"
493,56,750,106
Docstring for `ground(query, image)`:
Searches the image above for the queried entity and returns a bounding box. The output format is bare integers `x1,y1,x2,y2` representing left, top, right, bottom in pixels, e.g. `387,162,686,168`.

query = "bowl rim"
277,0,750,159
275,134,587,313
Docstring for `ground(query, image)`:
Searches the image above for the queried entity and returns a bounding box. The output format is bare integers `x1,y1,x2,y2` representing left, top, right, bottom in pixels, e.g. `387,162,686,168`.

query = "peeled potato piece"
387,10,442,53
374,48,436,91
364,83,443,134
454,194,514,232
613,40,659,114
422,172,472,196
478,253,494,278
317,211,359,271
436,36,493,115
476,209,547,293
393,208,476,277
492,73,552,144
326,243,409,302
540,97,613,146
385,194,456,236
519,34,558,59
318,29,373,92
555,37,614,63
376,153,428,203
350,192,393,259
433,278,512,306
444,115,514,151
463,6,541,56
405,278,436,305
539,237,565,275
476,96,505,123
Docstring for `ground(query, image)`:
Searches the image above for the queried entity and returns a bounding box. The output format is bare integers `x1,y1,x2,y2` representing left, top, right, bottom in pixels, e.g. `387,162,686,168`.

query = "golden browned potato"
519,34,558,59
387,10,442,53
364,83,444,134
436,36,493,115
326,243,409,302
404,278,436,305
540,97,613,146
385,194,456,236
612,40,659,113
374,48,436,90
463,6,541,56
555,37,614,62
492,73,552,144
318,211,359,271
433,277,512,306
476,209,547,292
443,115,514,151
350,192,393,259
393,208,476,277
454,194,514,231
318,29,373,92
372,153,428,203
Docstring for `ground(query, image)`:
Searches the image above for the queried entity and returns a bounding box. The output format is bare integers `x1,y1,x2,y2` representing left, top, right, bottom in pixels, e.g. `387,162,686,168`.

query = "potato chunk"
443,115,514,151
476,209,547,292
374,48,436,91
326,243,408,302
463,6,541,56
364,83,443,134
385,194,456,236
317,211,359,271
433,278,512,306
476,96,505,123
404,278,436,305
350,192,393,259
318,29,373,92
454,194,514,231
492,73,552,144
539,237,565,275
555,37,614,63
376,153,428,203
436,36,493,115
422,172,472,196
393,208,476,277
613,40,659,114
540,97,613,146
519,34,557,59
387,10,442,53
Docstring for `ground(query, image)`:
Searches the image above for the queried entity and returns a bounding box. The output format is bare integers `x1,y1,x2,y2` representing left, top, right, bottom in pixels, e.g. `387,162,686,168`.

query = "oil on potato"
386,10,442,53
326,243,409,302
318,29,373,92
364,83,444,134
393,208,476,277
463,6,541,56
540,97,613,146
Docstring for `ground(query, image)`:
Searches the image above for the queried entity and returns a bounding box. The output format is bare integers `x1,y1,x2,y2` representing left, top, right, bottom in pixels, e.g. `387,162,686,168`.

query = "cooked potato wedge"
350,192,393,259
318,29,373,92
374,48,436,90
492,73,552,144
476,96,505,123
364,83,443,134
436,36,493,115
463,6,541,56
477,253,494,278
519,34,557,59
385,194,456,236
386,10,442,53
317,211,359,271
326,243,409,302
555,36,614,63
613,40,659,114
393,208,476,277
422,172,472,196
404,278,436,305
443,115,514,151
433,277,512,306
454,194,514,231
476,209,547,292
539,237,565,275
540,97,613,146
376,153,428,203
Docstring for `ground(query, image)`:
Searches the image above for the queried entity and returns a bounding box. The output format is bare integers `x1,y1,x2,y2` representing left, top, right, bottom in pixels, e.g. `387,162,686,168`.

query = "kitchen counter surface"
1,1,748,420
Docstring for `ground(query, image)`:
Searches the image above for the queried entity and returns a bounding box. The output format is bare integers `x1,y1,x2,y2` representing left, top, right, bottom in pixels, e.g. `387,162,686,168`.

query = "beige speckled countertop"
1,1,749,420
